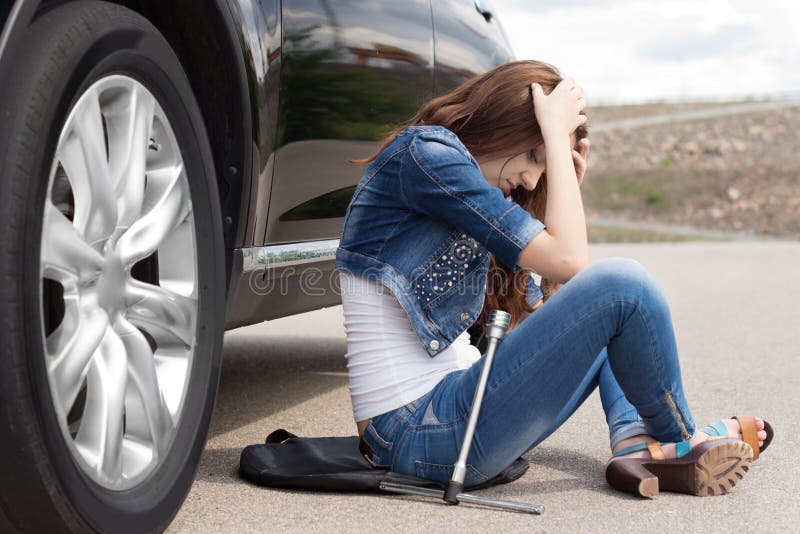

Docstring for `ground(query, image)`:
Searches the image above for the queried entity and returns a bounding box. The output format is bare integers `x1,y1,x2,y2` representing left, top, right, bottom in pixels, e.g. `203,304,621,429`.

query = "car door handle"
474,0,493,22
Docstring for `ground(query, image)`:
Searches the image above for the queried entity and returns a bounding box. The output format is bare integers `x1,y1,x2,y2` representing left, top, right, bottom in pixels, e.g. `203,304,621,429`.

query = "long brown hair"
351,60,588,333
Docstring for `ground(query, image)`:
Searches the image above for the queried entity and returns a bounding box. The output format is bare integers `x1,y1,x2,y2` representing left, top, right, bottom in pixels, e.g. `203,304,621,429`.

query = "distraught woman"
334,60,772,498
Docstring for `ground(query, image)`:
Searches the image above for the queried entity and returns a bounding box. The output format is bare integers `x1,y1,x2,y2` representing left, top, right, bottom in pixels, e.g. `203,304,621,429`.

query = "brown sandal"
606,438,754,498
700,416,774,460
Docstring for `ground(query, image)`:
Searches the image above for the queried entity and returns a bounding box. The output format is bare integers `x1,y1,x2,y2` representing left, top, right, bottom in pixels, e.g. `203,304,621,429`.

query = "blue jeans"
360,257,696,487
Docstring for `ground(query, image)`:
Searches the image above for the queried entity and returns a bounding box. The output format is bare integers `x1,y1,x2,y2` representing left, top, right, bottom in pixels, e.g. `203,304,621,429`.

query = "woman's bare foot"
610,416,767,461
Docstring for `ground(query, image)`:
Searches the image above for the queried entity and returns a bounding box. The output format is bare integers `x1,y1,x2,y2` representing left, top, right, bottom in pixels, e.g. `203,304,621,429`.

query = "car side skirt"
224,239,342,329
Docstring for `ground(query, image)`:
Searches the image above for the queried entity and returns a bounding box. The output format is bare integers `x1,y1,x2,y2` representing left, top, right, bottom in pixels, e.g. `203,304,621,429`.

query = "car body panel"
262,0,435,246
432,0,514,93
223,0,282,249
0,0,515,330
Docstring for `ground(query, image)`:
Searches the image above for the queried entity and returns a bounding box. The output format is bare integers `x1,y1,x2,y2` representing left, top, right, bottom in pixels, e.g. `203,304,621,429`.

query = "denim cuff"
609,420,650,451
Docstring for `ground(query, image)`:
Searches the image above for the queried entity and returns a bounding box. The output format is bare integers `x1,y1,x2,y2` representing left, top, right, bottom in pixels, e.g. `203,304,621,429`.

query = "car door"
262,0,435,245
432,0,515,94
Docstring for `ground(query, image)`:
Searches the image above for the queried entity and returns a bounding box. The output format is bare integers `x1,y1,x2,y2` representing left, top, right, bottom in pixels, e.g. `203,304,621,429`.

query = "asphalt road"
167,242,800,533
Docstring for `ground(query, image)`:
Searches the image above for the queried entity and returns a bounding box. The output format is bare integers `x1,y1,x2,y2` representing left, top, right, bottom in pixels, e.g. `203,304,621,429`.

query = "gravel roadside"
582,101,800,240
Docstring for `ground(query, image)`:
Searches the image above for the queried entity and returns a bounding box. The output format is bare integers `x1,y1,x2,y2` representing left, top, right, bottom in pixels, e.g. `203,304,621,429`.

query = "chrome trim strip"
0,0,23,61
242,238,340,271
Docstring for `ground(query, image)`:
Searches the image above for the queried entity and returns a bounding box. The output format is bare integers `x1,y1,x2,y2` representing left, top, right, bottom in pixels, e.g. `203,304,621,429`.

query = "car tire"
0,2,225,532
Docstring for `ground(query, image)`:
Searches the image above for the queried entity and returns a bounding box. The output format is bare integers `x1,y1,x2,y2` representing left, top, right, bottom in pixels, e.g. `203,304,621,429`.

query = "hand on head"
572,138,590,185
531,78,587,141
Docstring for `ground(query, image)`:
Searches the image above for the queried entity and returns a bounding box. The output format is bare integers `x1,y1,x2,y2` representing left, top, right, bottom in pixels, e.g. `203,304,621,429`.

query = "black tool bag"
239,429,529,492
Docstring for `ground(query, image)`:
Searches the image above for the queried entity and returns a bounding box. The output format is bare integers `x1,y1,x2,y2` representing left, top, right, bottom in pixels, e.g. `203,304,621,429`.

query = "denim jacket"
335,125,546,357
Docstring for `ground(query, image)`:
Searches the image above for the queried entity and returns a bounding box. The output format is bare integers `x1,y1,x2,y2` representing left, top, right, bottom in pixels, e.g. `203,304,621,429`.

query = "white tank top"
339,270,481,422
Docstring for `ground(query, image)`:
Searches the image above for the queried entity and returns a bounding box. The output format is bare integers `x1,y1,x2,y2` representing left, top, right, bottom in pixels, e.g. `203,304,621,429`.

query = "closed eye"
528,149,538,163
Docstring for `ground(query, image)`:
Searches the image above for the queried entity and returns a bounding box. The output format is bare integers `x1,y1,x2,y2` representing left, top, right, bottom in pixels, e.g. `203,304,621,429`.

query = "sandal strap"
733,415,760,460
646,441,665,461
673,439,692,458
700,420,729,437
612,442,650,458
612,439,687,460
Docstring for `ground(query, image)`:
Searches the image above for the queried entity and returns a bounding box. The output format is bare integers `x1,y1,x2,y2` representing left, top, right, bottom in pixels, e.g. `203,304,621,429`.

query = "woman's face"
478,133,579,196
478,145,547,196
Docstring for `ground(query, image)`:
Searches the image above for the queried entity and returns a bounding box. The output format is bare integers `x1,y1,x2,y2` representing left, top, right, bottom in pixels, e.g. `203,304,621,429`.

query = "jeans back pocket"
413,460,489,487
362,416,399,468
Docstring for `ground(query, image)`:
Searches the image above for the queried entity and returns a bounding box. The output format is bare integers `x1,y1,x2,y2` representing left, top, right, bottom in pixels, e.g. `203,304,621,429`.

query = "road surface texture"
168,242,799,532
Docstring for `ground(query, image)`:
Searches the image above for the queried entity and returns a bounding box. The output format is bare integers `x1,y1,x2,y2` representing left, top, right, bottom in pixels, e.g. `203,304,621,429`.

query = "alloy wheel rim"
39,75,198,490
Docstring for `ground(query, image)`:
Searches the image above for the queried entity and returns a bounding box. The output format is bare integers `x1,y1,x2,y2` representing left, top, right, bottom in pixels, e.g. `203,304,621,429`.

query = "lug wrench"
379,310,544,515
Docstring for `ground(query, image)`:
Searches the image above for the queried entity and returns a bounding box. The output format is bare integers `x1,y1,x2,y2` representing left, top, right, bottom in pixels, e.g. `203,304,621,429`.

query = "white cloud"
491,0,800,102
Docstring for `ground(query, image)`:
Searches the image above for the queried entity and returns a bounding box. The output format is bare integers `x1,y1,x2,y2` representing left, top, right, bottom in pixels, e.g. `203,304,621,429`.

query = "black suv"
0,1,513,531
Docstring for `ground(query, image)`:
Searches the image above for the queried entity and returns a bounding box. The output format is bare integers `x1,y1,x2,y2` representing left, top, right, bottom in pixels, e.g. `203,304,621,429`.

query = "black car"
0,0,513,531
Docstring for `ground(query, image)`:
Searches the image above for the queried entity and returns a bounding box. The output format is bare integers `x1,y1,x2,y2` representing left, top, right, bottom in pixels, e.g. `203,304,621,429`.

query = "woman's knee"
576,257,663,303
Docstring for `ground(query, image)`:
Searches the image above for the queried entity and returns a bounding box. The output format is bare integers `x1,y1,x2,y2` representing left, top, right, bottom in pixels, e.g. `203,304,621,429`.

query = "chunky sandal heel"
605,458,659,498
607,437,754,498
648,439,753,496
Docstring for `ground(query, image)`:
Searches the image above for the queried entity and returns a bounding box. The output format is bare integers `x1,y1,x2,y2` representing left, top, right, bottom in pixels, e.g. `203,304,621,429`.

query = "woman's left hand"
572,138,591,185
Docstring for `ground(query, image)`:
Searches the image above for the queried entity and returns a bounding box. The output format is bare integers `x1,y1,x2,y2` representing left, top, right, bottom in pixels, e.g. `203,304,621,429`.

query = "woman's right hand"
519,77,589,283
531,78,587,140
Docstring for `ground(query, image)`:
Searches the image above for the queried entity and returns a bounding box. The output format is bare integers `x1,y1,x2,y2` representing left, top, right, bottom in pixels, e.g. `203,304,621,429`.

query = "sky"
490,0,800,103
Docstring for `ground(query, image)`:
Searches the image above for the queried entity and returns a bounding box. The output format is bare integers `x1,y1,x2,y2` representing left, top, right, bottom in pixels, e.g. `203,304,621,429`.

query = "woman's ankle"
611,434,653,455
611,431,712,460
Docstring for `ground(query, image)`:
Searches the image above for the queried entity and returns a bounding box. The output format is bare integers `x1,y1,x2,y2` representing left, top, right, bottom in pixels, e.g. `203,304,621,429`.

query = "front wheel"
0,2,225,532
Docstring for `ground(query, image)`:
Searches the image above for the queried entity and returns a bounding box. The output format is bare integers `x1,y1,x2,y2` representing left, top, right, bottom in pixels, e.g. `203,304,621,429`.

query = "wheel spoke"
44,293,79,355
115,317,174,456
58,87,117,246
48,303,109,414
41,202,104,284
74,329,127,483
116,164,189,266
125,278,196,347
107,84,155,230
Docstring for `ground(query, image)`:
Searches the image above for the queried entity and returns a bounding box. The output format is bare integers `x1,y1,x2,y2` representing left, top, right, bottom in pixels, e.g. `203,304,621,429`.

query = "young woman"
334,60,772,498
